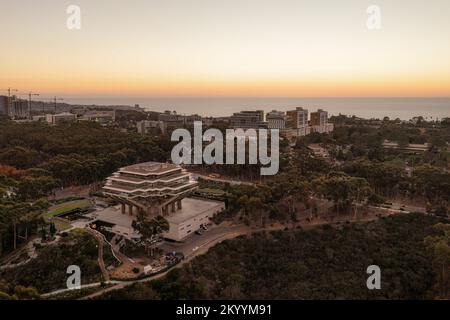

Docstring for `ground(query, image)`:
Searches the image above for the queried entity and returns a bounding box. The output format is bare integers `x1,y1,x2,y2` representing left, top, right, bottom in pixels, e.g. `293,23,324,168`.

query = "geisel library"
99,162,225,241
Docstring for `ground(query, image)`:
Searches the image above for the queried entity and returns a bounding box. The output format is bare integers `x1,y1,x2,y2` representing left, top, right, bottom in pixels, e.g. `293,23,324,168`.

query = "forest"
0,120,172,257
98,213,449,300
0,116,449,299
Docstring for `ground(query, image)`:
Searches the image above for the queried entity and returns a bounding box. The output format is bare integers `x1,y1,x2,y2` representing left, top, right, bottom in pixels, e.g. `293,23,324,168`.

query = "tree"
132,213,169,256
313,174,372,216
424,223,450,298
13,286,40,300
49,222,56,237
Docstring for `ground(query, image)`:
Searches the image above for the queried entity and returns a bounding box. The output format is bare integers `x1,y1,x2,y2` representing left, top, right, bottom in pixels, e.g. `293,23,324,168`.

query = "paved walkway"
34,202,422,299
0,235,61,271
85,228,112,282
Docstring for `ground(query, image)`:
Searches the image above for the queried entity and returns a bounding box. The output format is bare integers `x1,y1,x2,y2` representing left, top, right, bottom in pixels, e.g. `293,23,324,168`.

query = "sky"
1,0,450,98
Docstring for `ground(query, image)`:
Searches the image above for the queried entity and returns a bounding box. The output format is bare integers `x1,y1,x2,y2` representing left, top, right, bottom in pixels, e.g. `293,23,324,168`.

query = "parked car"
165,251,185,263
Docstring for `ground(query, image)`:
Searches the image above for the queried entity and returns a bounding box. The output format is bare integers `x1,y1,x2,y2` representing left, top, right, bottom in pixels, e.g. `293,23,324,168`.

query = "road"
39,201,425,299
158,223,250,257
79,225,249,300
190,172,256,186
77,216,370,300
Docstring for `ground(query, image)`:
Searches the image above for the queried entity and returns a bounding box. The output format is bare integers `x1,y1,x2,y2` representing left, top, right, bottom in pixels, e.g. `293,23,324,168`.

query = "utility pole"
28,92,39,119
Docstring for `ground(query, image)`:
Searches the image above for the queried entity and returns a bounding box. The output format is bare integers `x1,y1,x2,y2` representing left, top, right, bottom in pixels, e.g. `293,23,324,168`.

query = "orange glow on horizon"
2,1,450,98
4,72,450,98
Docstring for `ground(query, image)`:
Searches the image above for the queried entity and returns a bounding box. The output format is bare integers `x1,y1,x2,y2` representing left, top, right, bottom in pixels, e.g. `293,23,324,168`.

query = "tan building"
80,110,115,124
158,111,202,128
101,161,226,242
286,107,308,129
103,162,198,216
229,110,267,129
45,112,77,124
310,109,328,126
310,109,334,134
137,120,167,134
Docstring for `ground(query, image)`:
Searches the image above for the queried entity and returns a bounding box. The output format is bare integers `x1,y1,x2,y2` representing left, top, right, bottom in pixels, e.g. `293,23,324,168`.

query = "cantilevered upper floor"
103,162,197,199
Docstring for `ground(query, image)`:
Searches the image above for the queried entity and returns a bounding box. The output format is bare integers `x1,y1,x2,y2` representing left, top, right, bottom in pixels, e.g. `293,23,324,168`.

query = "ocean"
63,97,450,121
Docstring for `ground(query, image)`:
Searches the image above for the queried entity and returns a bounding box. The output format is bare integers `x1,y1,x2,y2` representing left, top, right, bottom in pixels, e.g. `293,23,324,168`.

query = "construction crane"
53,96,64,112
0,87,18,98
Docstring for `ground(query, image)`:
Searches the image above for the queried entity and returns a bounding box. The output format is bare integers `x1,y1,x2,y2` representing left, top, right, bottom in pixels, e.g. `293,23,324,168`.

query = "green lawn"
53,220,72,231
42,199,91,225
197,188,226,196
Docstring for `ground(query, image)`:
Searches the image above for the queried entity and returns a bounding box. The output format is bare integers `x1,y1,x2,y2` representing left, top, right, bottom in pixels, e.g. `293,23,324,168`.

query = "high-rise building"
286,107,308,129
229,110,267,129
310,109,333,134
266,110,286,129
310,109,328,126
0,96,9,116
11,99,29,119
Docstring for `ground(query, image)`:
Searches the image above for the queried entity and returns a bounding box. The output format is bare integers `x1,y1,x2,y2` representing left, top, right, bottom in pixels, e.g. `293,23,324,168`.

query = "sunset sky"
1,0,450,97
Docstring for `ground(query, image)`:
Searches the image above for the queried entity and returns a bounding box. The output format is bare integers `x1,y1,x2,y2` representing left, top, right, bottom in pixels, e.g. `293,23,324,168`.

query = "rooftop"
86,197,224,239
165,197,224,224
119,162,181,176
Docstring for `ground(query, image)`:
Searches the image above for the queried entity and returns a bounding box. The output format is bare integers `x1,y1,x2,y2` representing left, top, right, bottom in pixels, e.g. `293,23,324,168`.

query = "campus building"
283,107,311,137
0,96,29,119
158,111,202,128
103,162,198,216
79,110,116,124
101,162,225,241
286,107,308,129
12,99,30,119
164,198,225,241
45,112,77,124
0,96,9,116
309,109,334,134
266,110,286,129
229,110,267,129
137,120,167,134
